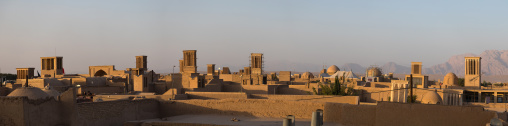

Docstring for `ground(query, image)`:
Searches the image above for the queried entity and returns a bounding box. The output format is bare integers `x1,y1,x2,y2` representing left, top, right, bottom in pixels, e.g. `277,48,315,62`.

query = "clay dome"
443,72,459,86
8,87,50,100
366,67,382,77
42,89,60,100
302,72,314,79
421,90,442,104
327,65,340,75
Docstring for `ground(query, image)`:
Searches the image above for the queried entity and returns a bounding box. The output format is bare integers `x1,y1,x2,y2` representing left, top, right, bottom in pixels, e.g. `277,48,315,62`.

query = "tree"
481,81,492,87
0,73,16,80
312,74,356,96
457,78,465,87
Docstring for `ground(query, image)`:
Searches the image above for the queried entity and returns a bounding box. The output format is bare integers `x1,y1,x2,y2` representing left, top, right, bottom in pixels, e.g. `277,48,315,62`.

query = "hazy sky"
1,0,508,74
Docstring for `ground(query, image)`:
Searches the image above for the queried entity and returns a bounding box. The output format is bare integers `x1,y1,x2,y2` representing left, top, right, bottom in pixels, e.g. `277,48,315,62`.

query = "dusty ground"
140,114,343,126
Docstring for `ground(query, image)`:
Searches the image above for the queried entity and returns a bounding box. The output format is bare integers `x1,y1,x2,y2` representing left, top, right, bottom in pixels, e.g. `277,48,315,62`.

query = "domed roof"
42,89,60,100
327,65,340,74
445,72,457,78
443,72,459,86
302,72,314,79
421,90,442,104
366,67,382,77
8,87,50,100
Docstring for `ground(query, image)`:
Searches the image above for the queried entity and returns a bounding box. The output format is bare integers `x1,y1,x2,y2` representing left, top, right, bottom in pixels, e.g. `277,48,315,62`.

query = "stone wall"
375,102,496,126
250,94,359,105
76,99,159,126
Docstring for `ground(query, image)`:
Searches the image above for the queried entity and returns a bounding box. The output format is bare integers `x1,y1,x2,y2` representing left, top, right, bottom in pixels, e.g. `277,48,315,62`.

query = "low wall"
160,99,325,119
78,86,124,95
0,97,26,126
0,87,10,96
186,92,248,99
76,99,159,126
276,84,317,95
221,83,269,94
0,97,63,126
468,102,508,108
375,102,496,126
25,98,62,126
324,103,377,126
250,94,359,105
95,94,185,101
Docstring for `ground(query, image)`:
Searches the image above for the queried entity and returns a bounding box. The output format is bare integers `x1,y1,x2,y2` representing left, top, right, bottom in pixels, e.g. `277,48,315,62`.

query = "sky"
1,0,508,74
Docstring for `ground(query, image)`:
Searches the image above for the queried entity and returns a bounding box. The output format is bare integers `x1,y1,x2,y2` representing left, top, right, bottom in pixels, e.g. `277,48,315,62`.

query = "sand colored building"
404,62,429,88
2,51,508,125
443,72,459,87
40,57,64,78
465,57,481,88
250,53,263,75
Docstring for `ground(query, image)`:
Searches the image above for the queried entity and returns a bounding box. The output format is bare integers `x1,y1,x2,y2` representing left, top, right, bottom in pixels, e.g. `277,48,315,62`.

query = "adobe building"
250,53,263,75
2,51,508,126
404,62,428,88
40,57,64,78
465,57,481,88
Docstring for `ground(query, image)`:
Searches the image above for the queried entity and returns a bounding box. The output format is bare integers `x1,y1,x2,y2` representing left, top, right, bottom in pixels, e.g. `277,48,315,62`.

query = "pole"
25,75,29,87
410,74,413,103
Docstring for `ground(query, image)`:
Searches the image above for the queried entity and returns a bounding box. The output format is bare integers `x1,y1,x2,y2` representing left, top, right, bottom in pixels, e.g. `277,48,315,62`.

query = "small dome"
302,72,314,79
443,73,459,86
366,67,382,77
8,87,50,100
327,65,340,75
421,90,442,104
42,89,60,100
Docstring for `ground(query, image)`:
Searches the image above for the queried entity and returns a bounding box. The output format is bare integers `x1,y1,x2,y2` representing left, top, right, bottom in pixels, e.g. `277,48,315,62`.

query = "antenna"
55,47,56,56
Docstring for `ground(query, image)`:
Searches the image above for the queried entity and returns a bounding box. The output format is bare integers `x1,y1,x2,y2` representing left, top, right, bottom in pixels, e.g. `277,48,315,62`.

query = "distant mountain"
381,62,410,74
425,50,508,76
341,63,366,74
340,62,411,75
265,50,508,76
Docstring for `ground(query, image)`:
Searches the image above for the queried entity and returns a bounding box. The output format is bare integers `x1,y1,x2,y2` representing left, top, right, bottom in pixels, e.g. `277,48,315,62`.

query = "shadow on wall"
159,101,255,118
277,87,312,95
324,103,377,126
75,99,159,126
185,92,248,100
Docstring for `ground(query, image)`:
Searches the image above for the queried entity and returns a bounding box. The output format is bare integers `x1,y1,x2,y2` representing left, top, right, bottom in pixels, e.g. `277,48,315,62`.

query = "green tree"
457,78,465,87
0,73,17,80
312,75,356,96
481,81,492,87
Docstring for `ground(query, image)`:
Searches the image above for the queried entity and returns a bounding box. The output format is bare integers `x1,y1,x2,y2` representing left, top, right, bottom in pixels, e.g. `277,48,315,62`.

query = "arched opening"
94,70,107,77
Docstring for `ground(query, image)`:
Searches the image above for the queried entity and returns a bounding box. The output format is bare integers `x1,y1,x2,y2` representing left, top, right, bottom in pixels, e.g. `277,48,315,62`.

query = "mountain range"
340,50,508,76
